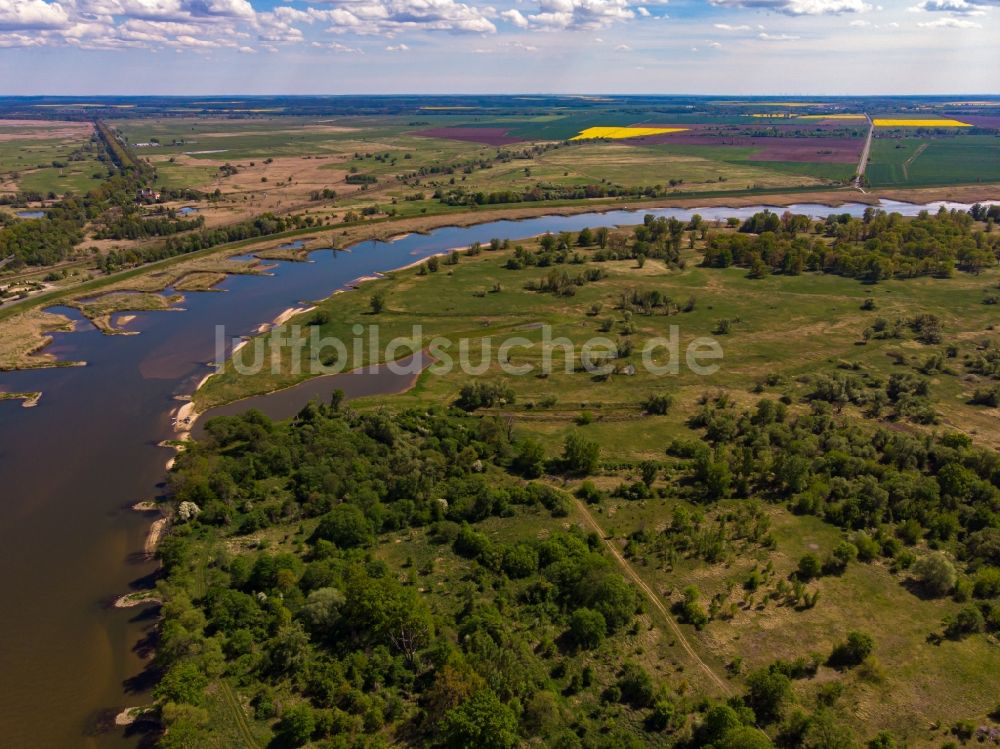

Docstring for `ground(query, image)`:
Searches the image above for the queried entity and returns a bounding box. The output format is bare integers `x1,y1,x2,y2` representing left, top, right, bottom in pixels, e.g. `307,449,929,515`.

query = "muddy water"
0,198,983,747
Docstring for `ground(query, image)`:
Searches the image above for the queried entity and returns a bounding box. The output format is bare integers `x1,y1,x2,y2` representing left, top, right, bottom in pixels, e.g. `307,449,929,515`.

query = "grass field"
0,122,104,195
198,227,1000,448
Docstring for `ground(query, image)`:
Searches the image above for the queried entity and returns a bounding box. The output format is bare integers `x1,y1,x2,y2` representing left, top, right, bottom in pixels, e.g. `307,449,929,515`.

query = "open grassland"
197,229,1000,453
0,120,102,195
592,497,1000,745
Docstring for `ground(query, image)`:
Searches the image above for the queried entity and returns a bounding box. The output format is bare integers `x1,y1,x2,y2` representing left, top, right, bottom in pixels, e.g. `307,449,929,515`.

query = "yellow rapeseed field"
570,126,688,141
873,118,972,127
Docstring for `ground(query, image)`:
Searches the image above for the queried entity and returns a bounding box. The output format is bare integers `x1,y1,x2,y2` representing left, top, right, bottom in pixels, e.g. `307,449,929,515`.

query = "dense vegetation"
701,207,999,281
156,360,1000,748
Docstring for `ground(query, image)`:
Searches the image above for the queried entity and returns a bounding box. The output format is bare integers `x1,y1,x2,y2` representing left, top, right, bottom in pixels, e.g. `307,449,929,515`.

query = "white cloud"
311,38,362,51
385,41,408,49
0,0,71,30
312,0,497,35
709,0,871,15
909,0,986,13
512,0,640,30
614,41,630,48
500,7,528,25
917,15,982,24
757,30,800,38
636,5,649,14
713,22,750,29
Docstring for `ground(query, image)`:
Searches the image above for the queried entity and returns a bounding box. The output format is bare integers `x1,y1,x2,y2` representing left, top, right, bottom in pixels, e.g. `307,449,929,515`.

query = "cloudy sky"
0,0,997,94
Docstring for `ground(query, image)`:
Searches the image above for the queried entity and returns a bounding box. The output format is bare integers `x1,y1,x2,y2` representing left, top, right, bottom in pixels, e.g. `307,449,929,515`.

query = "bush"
277,704,316,747
456,381,515,411
744,668,791,724
568,607,607,650
828,631,874,668
943,606,985,640
440,689,519,749
797,553,822,581
311,504,374,549
911,551,957,596
617,661,656,708
642,393,674,415
678,586,709,630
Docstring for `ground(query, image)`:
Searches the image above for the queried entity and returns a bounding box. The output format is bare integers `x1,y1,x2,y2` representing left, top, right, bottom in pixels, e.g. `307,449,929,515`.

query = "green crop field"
868,135,1000,187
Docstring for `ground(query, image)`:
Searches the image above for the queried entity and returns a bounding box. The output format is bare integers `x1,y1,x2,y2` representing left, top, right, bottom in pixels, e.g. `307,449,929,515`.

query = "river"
0,198,986,747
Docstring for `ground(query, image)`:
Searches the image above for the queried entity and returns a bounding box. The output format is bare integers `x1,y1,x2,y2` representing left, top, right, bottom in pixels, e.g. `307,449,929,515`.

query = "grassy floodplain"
170,206,1000,748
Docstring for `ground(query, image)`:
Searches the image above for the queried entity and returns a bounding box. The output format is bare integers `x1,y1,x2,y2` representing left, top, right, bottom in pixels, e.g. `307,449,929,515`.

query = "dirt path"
902,142,929,181
573,498,732,696
854,114,874,192
219,681,260,748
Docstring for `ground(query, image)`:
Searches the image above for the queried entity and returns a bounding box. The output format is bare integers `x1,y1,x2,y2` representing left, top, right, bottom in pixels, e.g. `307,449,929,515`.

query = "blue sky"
0,0,997,94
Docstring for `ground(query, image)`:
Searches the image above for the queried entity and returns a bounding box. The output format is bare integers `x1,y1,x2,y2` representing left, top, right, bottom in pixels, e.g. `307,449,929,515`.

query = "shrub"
568,607,607,650
912,551,957,596
828,631,874,668
440,689,518,749
744,668,791,724
642,393,674,415
943,606,985,640
617,661,656,708
797,553,822,581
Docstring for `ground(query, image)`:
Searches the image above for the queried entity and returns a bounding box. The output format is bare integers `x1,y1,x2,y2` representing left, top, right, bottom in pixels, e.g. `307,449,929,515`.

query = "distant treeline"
98,213,303,273
701,207,999,281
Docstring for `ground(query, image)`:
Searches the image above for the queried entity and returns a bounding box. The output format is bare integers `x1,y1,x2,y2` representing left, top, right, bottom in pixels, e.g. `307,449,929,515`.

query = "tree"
828,631,874,668
943,605,985,640
617,661,656,707
311,503,374,549
440,689,519,749
563,432,600,475
721,726,775,749
568,607,606,650
646,698,677,732
696,704,743,745
640,460,659,487
299,587,345,639
744,668,791,724
277,704,315,747
797,553,822,581
911,551,957,596
512,438,546,478
154,660,208,706
370,289,387,314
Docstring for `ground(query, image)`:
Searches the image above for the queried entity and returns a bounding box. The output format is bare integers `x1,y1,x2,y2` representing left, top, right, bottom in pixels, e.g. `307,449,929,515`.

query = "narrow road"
854,113,874,192
573,498,732,696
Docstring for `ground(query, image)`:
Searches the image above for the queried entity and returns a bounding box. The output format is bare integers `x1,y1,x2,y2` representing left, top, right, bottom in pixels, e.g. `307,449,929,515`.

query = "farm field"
867,136,1000,187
